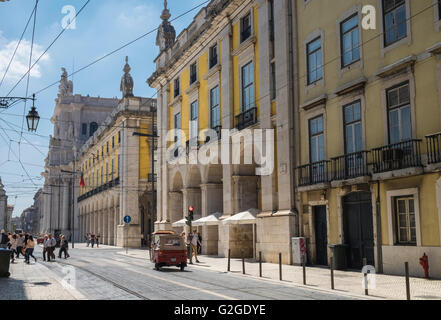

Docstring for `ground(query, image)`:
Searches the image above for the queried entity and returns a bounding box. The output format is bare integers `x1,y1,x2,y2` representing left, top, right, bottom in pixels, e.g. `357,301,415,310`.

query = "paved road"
33,244,358,300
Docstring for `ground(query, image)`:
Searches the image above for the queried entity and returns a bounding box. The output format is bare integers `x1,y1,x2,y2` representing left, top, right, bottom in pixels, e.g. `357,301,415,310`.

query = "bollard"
279,253,282,281
303,259,306,285
227,249,231,272
405,262,411,300
363,258,368,296
242,250,245,275
259,251,262,278
330,257,335,290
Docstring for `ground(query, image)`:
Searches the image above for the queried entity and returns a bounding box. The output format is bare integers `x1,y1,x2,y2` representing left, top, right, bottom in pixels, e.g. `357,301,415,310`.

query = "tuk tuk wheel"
180,263,185,271
155,263,161,271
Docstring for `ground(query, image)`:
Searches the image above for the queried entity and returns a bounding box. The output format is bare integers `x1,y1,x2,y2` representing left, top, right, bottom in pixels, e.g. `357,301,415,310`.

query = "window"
344,101,362,154
241,62,254,111
209,44,218,69
383,0,407,47
117,155,120,177
118,131,121,144
190,62,197,85
387,82,411,144
82,123,87,136
174,113,181,144
270,62,276,100
190,100,198,141
394,196,416,245
309,116,325,163
210,86,220,129
105,162,108,182
269,0,275,42
240,13,252,43
106,142,109,154
174,78,180,98
439,0,441,21
341,14,360,67
111,158,114,180
307,37,323,85
112,136,114,149
89,122,98,137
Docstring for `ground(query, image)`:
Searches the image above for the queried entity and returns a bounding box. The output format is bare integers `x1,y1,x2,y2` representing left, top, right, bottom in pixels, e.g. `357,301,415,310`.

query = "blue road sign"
123,215,131,224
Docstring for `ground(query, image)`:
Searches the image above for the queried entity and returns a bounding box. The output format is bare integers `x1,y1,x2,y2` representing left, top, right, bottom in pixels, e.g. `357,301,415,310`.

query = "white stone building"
40,69,119,240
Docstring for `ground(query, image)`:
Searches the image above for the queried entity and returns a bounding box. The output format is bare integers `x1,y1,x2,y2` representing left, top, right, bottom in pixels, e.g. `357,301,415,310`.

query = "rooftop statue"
120,56,134,98
58,67,73,98
156,0,176,52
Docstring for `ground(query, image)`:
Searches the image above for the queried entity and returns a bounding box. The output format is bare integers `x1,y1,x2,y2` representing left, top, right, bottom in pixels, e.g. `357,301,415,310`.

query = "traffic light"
186,206,194,226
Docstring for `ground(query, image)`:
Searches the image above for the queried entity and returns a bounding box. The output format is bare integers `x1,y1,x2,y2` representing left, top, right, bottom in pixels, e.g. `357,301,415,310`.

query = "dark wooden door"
343,192,374,269
314,206,328,265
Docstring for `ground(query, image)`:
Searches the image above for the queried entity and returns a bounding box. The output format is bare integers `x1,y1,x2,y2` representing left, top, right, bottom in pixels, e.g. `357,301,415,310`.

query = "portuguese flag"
80,173,85,188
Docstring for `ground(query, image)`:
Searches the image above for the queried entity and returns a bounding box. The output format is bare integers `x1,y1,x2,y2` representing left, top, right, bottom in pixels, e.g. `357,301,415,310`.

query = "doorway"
313,205,328,266
343,192,374,269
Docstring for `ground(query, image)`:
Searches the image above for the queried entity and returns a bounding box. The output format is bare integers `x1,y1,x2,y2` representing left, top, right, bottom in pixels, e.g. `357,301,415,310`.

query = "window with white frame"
394,196,416,245
309,116,325,163
190,62,197,85
241,62,254,111
383,0,407,47
174,78,180,98
307,37,323,85
387,82,411,144
174,112,181,144
240,13,252,43
344,101,362,154
340,14,360,67
209,44,218,69
190,100,198,141
210,86,220,129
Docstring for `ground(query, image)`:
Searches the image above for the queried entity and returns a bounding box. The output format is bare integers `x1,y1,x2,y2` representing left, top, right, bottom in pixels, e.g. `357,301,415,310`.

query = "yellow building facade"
150,0,299,262
77,59,157,248
296,0,441,278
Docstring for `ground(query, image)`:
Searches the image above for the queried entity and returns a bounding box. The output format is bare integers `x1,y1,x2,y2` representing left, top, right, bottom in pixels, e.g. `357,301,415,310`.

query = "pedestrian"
0,230,9,249
96,234,100,248
25,235,37,264
16,233,25,259
42,235,48,261
91,233,95,248
9,234,17,263
85,233,90,247
46,234,56,262
58,235,70,259
191,230,201,263
197,232,202,254
7,232,12,249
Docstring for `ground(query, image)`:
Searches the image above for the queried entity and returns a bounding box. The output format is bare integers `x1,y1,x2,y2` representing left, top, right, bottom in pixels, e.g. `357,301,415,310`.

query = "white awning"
171,218,187,228
222,208,259,225
193,212,222,226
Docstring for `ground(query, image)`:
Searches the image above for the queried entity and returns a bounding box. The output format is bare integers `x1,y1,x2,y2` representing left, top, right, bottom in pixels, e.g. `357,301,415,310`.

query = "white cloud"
0,38,50,84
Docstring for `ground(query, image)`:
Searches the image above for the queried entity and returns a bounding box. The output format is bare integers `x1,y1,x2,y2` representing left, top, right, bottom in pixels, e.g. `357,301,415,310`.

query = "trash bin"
0,249,12,277
328,244,347,270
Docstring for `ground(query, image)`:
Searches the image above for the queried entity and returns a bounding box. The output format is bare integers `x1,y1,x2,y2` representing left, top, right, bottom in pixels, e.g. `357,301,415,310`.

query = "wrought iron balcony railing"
77,177,120,203
147,173,157,183
426,132,441,165
236,107,257,131
331,151,370,181
297,160,330,187
371,139,422,174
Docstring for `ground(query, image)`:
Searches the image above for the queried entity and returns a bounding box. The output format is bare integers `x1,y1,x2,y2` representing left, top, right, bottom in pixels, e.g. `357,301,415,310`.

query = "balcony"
147,174,157,183
298,160,330,188
236,107,257,131
426,132,441,165
331,151,370,181
371,139,422,175
77,177,120,203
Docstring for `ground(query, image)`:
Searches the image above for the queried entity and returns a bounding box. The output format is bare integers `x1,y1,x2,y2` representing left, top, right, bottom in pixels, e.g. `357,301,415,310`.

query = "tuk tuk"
151,231,187,271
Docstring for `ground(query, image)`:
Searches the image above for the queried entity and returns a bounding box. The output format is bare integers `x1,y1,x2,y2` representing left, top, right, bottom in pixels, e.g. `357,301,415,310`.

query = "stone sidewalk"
118,248,441,300
0,248,86,300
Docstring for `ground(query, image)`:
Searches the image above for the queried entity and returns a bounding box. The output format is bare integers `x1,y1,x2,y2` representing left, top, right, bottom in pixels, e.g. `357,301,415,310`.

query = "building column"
108,205,115,245
62,179,70,233
114,205,119,246
103,206,109,245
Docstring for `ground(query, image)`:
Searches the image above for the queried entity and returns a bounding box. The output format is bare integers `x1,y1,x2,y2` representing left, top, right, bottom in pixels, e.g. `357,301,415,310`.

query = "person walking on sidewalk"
96,234,100,248
58,235,70,259
46,234,56,262
16,233,25,259
191,230,201,263
0,230,9,249
42,235,48,261
90,233,95,248
25,236,37,264
9,234,17,263
85,233,90,247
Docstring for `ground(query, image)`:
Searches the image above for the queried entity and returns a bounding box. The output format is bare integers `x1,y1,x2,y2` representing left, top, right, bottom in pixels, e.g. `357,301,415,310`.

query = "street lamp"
0,94,40,132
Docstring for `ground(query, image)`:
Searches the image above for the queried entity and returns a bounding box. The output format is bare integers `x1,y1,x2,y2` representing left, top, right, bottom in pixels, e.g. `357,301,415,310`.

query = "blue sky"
0,0,204,217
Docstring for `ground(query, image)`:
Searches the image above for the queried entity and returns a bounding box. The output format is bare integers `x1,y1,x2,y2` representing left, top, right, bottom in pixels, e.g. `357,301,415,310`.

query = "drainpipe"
376,180,383,273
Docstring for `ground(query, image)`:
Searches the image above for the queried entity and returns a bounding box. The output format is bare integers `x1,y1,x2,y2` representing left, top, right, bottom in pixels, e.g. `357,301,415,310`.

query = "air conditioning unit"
382,148,404,162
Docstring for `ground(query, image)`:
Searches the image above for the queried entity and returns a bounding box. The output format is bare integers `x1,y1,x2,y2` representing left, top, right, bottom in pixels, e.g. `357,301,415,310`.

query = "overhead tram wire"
18,0,39,161
0,1,39,90
13,0,211,101
3,0,92,99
